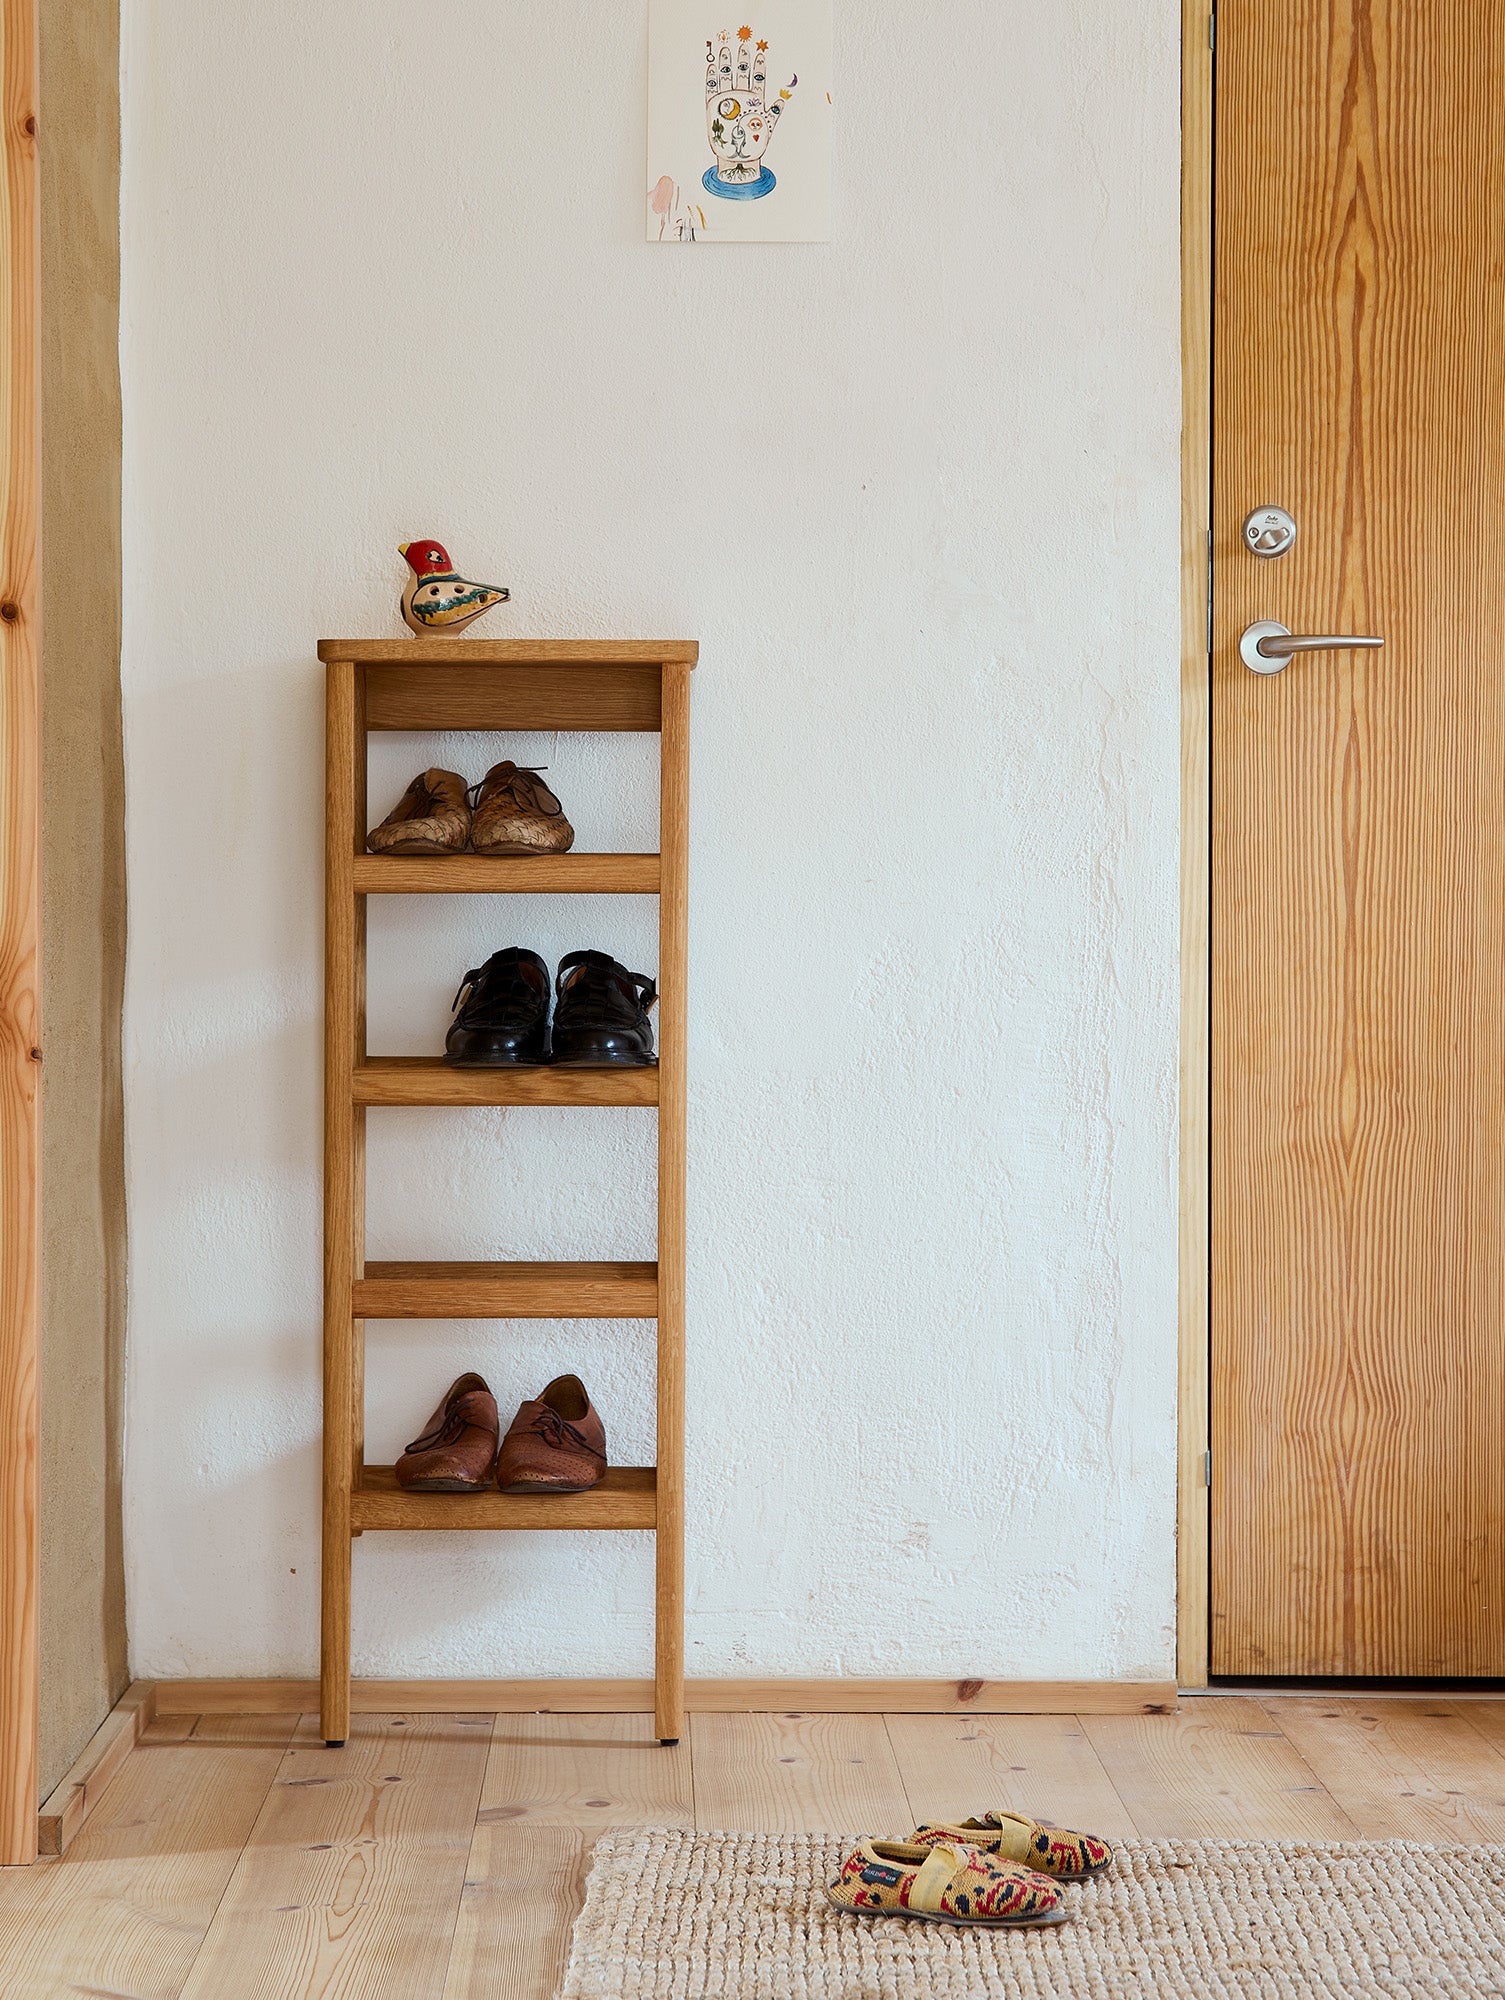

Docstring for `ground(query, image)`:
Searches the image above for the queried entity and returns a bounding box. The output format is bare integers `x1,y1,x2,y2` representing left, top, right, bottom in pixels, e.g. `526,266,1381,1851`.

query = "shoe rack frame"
318,638,695,1747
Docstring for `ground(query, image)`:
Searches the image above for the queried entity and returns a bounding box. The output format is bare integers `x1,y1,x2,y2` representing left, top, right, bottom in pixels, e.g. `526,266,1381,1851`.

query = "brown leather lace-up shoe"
469,762,575,857
367,768,471,855
495,1374,607,1493
395,1373,500,1491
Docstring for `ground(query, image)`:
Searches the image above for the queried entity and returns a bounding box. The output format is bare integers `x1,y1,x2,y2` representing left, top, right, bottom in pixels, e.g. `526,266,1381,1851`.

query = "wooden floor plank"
443,1825,587,2000
444,1716,691,2000
472,1711,693,1831
885,1711,1137,1841
1445,1698,1505,1767
0,1713,297,2000
176,1712,492,2000
1266,1697,1505,1841
689,1710,911,1833
1081,1695,1358,1839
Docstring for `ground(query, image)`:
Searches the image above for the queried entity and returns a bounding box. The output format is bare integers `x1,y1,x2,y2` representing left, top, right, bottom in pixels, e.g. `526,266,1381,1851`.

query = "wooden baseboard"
36,1681,156,1857
151,1676,1177,1717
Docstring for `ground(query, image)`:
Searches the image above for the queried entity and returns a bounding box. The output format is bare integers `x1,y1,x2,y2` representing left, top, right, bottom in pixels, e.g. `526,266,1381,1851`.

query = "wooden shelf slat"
354,1059,659,1108
318,640,698,665
354,1260,658,1319
353,853,660,895
351,1465,657,1531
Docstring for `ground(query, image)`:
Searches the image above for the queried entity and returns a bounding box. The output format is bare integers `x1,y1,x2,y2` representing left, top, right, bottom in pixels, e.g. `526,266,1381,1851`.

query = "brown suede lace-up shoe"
395,1373,500,1492
367,768,471,855
495,1374,607,1493
469,762,575,857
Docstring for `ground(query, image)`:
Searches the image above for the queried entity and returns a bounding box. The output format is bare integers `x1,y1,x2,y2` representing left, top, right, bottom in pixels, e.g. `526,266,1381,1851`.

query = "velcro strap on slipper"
981,1813,1037,1865
908,1843,966,1915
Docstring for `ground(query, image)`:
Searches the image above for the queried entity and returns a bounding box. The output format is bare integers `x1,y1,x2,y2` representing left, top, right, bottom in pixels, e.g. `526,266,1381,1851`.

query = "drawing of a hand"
704,25,795,199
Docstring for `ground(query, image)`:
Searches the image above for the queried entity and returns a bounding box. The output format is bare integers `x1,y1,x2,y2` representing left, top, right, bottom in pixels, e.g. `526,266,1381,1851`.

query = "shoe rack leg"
655,661,690,1745
322,658,364,1747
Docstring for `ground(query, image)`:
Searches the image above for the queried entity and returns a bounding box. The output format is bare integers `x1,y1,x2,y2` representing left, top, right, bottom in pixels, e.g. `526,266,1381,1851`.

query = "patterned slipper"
826,1838,1067,1928
912,1813,1113,1881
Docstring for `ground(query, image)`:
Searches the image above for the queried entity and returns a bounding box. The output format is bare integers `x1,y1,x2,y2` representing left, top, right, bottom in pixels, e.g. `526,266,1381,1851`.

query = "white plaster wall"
119,0,1182,1679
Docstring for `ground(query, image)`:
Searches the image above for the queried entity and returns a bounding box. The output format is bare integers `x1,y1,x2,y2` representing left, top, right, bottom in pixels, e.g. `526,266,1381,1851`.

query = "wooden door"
1210,4,1505,1675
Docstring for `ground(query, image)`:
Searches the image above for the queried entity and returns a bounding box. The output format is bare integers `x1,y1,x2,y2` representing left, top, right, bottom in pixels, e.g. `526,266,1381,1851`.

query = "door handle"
1240,620,1385,675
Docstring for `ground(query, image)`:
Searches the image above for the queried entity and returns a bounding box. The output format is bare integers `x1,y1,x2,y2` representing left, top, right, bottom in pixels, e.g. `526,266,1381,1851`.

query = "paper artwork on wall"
647,0,832,243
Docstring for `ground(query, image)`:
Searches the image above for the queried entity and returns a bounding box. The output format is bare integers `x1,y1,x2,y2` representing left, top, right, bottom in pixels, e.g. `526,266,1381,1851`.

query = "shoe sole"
470,842,572,857
824,1893,1068,1929
443,1055,551,1067
548,1052,658,1068
443,1055,654,1068
367,840,467,856
396,1476,496,1493
496,1481,603,1495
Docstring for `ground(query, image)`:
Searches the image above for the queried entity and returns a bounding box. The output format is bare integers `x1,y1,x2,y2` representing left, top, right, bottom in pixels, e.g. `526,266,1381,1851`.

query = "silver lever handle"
1240,619,1384,675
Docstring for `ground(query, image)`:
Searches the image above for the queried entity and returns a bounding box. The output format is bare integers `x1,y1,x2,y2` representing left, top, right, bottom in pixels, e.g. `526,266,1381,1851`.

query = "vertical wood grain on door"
1211,5,1505,1674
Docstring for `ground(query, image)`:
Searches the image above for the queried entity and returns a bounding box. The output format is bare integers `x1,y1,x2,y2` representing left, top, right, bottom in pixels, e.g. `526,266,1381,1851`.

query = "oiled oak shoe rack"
319,639,695,1747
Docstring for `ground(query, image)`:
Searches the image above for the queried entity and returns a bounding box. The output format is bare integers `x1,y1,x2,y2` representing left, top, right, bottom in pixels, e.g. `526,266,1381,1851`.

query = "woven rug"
559,1830,1505,1998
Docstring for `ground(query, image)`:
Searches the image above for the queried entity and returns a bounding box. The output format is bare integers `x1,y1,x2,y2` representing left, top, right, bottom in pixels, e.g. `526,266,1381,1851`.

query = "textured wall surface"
119,0,1182,1680
39,0,129,1787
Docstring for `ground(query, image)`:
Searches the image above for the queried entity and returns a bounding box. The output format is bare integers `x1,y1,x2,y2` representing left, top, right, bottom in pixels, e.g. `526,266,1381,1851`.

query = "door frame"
0,0,40,1867
1179,0,1213,1692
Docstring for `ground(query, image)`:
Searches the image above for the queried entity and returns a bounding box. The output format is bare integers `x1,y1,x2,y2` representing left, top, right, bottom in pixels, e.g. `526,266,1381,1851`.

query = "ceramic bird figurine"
399,541,511,635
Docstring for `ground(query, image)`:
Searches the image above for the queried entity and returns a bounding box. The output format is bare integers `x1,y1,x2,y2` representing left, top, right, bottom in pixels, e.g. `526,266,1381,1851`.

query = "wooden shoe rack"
319,639,695,1746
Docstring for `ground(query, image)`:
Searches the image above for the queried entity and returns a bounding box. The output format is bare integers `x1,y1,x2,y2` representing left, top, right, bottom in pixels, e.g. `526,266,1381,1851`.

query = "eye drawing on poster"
647,0,832,244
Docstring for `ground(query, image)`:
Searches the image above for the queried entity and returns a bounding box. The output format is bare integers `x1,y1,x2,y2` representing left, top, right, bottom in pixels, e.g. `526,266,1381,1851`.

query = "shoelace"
451,957,547,1016
556,952,658,1015
402,773,455,817
405,1398,487,1456
530,1405,606,1459
466,766,552,811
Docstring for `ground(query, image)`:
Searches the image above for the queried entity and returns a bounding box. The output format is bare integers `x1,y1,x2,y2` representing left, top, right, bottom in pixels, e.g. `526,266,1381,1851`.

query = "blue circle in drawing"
703,165,776,200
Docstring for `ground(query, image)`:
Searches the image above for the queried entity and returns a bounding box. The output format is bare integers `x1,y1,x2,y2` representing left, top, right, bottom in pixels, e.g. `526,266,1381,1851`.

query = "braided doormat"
559,1830,1505,1998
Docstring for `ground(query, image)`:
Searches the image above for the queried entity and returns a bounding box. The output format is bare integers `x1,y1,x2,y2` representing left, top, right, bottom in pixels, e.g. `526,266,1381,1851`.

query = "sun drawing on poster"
704,25,796,200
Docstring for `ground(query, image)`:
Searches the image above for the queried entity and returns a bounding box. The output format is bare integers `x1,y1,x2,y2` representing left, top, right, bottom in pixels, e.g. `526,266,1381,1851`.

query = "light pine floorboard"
443,1824,588,2000
886,1711,1138,1841
176,1712,492,2000
1081,1695,1359,1840
1447,1698,1505,1771
1265,1697,1505,1843
0,1713,297,2000
689,1710,912,1833
444,1714,693,2000
10,1697,1505,1999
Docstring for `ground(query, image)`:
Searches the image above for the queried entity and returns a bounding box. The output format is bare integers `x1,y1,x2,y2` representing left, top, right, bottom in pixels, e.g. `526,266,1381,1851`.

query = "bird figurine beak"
397,542,410,557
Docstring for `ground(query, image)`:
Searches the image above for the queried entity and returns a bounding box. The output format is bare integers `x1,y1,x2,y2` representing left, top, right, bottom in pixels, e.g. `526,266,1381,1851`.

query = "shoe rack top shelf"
318,641,699,665
319,639,698,735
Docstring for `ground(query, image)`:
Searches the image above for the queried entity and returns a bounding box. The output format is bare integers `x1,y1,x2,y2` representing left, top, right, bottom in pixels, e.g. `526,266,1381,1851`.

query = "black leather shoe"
444,948,551,1065
550,951,658,1067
